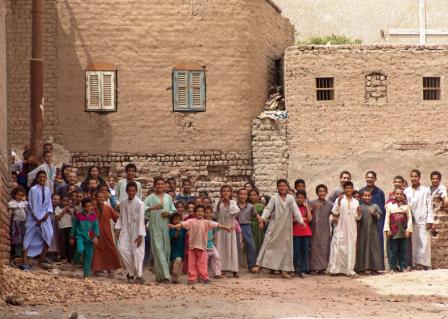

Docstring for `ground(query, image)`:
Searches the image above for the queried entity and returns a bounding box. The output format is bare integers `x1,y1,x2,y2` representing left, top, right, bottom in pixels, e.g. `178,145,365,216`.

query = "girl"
144,177,176,283
249,189,265,253
53,167,66,196
253,179,304,279
169,212,186,284
80,166,107,193
175,201,186,219
169,205,231,284
214,185,240,277
294,190,312,278
8,186,27,260
182,201,196,274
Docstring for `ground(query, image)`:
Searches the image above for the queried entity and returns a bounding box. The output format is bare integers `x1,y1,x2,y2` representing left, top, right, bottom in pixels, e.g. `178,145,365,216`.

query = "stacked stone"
252,118,288,196
365,73,387,103
431,208,448,268
70,150,253,199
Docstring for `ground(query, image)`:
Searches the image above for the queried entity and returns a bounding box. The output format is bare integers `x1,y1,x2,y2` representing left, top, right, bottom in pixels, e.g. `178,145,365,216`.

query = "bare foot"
281,271,292,279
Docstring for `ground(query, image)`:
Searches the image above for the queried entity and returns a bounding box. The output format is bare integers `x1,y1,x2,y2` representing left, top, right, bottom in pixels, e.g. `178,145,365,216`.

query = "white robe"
328,195,360,276
404,186,434,267
256,194,303,272
23,184,54,257
116,179,142,202
116,197,146,277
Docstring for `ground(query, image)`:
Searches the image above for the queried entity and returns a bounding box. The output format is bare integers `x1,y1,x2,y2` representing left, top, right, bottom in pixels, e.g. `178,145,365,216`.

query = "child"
48,193,61,260
169,212,186,284
430,171,447,209
8,186,27,260
169,205,231,284
387,176,405,203
214,185,240,278
205,206,223,279
175,179,196,203
116,163,142,202
144,177,176,283
75,191,84,212
182,201,196,274
309,184,332,274
70,198,99,278
355,190,383,274
184,202,195,221
328,181,361,277
175,201,186,219
54,167,66,196
249,189,265,253
55,194,74,262
116,182,146,284
27,151,56,193
93,191,121,277
237,188,260,273
253,179,304,279
294,179,306,193
100,184,118,210
384,188,413,272
294,190,312,278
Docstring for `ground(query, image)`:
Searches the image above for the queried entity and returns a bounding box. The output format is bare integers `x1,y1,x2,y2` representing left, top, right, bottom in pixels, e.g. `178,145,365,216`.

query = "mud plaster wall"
0,0,10,264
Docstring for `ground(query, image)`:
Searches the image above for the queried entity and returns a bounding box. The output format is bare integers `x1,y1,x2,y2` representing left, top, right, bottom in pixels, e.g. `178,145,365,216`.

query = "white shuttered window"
86,71,117,111
173,70,206,111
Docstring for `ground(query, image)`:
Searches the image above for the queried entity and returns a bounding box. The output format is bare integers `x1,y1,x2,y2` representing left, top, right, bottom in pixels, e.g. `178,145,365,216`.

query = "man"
429,171,447,209
116,163,143,202
359,170,386,268
175,179,196,203
23,171,54,269
329,171,351,203
115,182,146,284
404,169,434,270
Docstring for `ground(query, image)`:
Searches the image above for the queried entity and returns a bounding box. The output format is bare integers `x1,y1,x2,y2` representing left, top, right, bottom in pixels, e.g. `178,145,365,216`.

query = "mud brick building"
6,0,294,197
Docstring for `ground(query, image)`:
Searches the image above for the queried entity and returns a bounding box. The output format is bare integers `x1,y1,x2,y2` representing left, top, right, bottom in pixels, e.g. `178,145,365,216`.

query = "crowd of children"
8,144,440,284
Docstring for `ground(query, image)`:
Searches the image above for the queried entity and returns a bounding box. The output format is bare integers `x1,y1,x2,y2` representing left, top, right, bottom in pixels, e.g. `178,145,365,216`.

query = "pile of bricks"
365,73,387,103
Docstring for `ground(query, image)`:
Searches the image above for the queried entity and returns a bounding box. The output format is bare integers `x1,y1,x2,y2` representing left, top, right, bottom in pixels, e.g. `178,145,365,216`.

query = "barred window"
423,77,440,101
316,77,334,101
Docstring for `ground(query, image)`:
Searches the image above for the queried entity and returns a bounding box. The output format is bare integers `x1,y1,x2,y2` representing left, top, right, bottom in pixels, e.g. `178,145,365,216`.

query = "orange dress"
93,204,121,271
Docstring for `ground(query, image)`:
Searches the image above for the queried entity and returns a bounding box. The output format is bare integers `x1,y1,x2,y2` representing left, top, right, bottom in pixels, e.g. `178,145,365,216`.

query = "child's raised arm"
168,223,184,230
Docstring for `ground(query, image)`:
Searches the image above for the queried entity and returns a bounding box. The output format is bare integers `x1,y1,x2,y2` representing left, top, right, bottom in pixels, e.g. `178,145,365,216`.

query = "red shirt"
293,206,312,237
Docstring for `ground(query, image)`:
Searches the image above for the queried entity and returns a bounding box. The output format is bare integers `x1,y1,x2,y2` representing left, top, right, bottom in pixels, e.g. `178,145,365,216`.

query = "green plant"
297,34,362,45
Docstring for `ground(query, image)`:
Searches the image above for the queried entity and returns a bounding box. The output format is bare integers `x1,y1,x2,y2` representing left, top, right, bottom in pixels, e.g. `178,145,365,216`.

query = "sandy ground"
2,267,448,319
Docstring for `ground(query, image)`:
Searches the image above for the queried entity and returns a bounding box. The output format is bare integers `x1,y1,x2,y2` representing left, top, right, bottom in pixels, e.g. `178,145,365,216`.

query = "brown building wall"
0,0,11,264
285,45,448,194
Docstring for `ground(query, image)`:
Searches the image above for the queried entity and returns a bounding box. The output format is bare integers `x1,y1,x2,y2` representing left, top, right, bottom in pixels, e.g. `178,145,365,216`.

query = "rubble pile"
0,266,264,306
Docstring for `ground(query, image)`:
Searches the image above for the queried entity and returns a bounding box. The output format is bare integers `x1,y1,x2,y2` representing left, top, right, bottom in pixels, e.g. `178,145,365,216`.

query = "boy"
386,175,405,203
70,197,99,278
328,181,361,277
55,194,74,262
294,190,312,278
169,205,231,284
309,184,332,274
384,188,413,272
355,190,383,274
294,179,306,193
27,151,56,193
237,189,261,273
175,179,196,203
116,163,142,202
404,169,434,269
253,179,304,279
169,212,186,284
116,182,146,284
329,171,352,203
429,171,447,209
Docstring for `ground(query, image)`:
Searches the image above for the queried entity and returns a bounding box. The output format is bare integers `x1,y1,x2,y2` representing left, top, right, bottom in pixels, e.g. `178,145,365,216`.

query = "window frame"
316,77,335,101
85,70,118,112
422,76,441,101
172,69,206,112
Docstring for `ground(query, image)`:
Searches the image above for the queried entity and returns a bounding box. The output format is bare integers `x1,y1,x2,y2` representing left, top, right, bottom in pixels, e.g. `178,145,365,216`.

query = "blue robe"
23,184,54,257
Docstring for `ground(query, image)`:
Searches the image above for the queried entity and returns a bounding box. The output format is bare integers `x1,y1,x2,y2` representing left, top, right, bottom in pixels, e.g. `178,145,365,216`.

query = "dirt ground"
1,267,448,319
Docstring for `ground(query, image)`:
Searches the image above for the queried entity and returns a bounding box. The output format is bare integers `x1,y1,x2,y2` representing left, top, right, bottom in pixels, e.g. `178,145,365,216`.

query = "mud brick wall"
70,150,253,200
252,118,288,196
432,208,448,268
0,0,11,264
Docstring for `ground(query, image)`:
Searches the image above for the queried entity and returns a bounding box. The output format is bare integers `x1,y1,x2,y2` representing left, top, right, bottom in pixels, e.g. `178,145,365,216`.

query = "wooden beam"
419,0,426,44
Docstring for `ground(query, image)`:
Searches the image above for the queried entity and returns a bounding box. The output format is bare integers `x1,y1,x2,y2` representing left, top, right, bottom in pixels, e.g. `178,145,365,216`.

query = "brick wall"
252,118,288,196
0,0,11,264
71,150,253,199
432,208,448,268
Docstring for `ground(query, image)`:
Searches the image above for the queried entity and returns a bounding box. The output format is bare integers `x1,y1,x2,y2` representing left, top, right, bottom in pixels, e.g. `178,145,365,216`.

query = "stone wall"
70,150,253,199
285,45,448,194
432,208,448,268
0,0,10,264
252,118,288,196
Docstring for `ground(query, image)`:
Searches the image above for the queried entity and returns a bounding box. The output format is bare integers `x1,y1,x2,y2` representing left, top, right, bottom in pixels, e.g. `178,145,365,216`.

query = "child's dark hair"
194,204,205,212
276,179,289,187
339,170,351,178
182,179,192,186
294,179,306,188
51,193,61,199
125,163,137,172
220,184,232,193
126,181,138,191
199,190,209,198
394,175,404,182
296,190,307,198
176,200,186,208
61,193,71,200
315,184,328,194
249,188,260,196
431,171,442,179
343,181,354,188
365,170,377,178
204,205,213,212
410,169,421,178
170,212,182,223
11,186,26,199
238,188,248,195
81,197,92,208
186,201,195,209
153,176,165,185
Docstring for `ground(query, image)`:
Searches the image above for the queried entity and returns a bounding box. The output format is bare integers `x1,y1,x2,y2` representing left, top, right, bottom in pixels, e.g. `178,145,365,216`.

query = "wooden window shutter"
174,70,189,110
189,71,205,110
101,71,116,110
86,71,101,110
